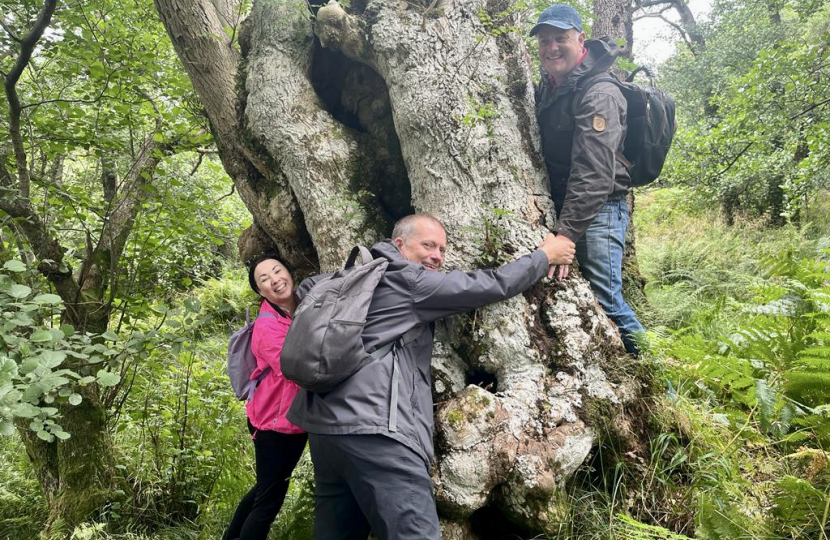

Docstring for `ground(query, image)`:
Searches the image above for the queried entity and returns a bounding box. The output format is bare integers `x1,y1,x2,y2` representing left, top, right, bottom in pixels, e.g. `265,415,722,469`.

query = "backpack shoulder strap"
572,73,631,169
368,325,427,361
572,73,621,114
344,245,374,269
247,311,276,399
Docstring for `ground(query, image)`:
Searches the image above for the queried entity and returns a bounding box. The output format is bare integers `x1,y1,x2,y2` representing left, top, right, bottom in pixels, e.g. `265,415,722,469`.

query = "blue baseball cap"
530,5,583,36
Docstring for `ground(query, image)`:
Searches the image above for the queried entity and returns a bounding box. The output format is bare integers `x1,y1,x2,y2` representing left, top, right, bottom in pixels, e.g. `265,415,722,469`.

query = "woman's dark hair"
246,252,291,294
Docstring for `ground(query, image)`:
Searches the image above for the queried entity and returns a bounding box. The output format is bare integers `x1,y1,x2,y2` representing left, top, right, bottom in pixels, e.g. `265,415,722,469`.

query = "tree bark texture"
592,0,632,59
157,0,649,536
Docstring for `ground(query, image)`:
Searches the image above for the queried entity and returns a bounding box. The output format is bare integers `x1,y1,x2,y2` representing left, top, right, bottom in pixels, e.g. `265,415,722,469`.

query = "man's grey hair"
391,214,446,240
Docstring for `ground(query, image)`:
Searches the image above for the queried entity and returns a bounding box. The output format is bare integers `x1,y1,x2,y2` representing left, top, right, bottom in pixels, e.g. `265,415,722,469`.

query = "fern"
770,475,830,539
696,494,754,540
613,514,694,539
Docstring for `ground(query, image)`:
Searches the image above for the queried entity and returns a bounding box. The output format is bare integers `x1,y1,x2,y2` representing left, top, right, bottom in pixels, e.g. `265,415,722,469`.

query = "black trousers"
223,421,308,540
309,433,440,540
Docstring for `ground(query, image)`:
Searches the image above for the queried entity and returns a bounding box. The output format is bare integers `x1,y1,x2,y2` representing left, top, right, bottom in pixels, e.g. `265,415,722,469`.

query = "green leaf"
30,329,54,343
9,284,32,299
101,331,118,341
68,393,82,406
22,385,44,402
0,420,14,436
53,429,71,440
36,430,54,442
11,312,34,326
3,260,26,272
39,351,66,368
19,358,40,374
88,61,106,78
33,294,63,305
0,357,17,384
14,403,41,418
96,370,120,387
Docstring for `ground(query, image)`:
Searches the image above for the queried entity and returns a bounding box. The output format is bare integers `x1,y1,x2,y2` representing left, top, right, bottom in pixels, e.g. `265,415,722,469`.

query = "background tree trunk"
158,0,650,536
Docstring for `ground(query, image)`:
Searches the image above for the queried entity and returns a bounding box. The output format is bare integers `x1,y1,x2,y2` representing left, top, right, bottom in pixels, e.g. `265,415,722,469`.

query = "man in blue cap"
532,5,645,355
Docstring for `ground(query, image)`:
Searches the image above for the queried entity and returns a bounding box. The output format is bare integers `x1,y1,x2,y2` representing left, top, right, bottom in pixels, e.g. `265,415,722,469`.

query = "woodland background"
1,0,829,538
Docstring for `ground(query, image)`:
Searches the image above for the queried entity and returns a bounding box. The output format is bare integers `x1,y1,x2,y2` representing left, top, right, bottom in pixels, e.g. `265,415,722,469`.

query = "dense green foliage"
659,0,830,225
1,270,261,538
0,261,133,441
634,188,830,539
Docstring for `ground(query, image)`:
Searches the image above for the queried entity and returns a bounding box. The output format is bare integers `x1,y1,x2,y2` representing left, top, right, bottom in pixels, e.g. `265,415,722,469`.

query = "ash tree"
155,0,651,536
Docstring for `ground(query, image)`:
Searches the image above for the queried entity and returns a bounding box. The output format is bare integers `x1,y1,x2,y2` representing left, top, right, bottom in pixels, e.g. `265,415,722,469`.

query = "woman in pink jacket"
223,254,307,540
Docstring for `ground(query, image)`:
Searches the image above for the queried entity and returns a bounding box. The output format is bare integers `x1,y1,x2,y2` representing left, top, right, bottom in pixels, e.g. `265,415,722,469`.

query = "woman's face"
253,259,294,306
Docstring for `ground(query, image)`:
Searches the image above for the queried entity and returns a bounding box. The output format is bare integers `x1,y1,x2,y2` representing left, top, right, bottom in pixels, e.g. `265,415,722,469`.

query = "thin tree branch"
0,17,23,42
791,97,830,119
713,142,754,178
636,0,676,8
4,0,58,200
216,184,236,201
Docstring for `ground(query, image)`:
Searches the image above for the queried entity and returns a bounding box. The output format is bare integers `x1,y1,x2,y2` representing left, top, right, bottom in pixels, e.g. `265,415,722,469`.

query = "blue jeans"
575,196,644,354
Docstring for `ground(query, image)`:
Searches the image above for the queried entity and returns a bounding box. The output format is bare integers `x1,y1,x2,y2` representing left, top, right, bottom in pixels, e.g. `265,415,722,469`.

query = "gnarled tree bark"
157,0,651,537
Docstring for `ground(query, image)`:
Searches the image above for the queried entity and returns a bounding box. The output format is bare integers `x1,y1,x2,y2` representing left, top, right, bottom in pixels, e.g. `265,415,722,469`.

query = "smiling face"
253,259,295,310
394,217,447,271
536,26,585,85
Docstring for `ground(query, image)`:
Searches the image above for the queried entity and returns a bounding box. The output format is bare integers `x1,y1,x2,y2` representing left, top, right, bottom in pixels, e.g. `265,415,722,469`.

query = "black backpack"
575,66,676,187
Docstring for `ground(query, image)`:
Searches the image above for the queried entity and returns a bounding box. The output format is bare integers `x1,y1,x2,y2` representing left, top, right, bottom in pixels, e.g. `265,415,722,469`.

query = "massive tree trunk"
157,0,649,536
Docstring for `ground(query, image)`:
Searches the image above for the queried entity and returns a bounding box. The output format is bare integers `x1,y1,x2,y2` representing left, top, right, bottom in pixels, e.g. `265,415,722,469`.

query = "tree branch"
3,0,58,200
791,97,830,119
635,0,676,8
0,186,81,306
0,17,23,42
155,0,320,272
713,142,754,178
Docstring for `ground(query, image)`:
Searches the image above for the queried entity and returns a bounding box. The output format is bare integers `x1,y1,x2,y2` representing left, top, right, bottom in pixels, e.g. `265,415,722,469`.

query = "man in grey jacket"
533,4,644,354
287,214,574,540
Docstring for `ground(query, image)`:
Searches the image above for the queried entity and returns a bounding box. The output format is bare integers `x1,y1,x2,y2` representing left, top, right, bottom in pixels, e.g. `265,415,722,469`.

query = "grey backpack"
281,246,406,393
227,308,275,400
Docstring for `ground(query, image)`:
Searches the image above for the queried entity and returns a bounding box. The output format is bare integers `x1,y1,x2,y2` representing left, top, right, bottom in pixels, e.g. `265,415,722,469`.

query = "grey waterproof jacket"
286,240,549,466
536,37,631,243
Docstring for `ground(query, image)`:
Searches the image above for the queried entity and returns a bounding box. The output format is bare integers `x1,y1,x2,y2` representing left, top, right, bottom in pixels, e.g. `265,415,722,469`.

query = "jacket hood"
568,37,620,85
371,239,406,264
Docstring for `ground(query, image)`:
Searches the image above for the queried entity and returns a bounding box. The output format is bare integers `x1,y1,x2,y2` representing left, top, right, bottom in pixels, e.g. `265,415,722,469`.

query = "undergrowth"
4,189,828,539
624,187,830,539
537,188,829,540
